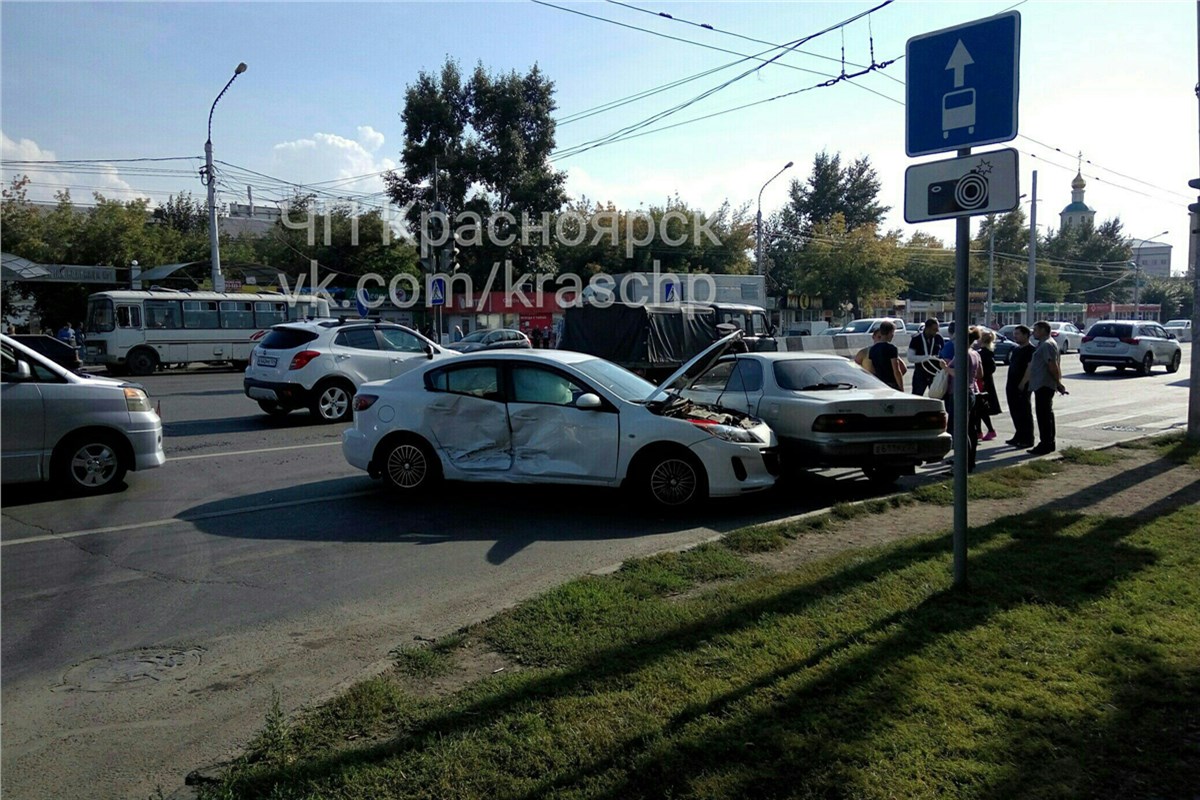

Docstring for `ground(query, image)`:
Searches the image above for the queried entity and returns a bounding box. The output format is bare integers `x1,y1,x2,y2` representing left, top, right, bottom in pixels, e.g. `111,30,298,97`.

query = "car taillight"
813,414,866,432
1081,335,1093,344
124,387,152,413
289,350,321,370
1050,330,1060,337
1120,337,1139,345
915,411,947,432
353,394,378,412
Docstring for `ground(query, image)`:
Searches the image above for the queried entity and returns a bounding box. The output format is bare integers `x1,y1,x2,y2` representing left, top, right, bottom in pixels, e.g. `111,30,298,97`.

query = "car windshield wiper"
800,382,856,390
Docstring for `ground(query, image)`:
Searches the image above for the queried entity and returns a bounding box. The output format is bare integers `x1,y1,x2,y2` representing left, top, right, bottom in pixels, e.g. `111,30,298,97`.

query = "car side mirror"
12,361,32,380
575,393,602,410
424,343,435,359
1167,332,1176,340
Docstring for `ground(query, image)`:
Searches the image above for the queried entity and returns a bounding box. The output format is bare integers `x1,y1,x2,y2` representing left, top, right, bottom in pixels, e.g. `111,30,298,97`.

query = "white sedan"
1045,321,1084,353
342,335,780,507
679,352,951,484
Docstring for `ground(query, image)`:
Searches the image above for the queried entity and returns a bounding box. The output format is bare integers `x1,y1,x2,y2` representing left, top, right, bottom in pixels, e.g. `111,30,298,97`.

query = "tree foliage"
780,214,904,318
383,59,567,281
1040,217,1132,301
774,151,889,242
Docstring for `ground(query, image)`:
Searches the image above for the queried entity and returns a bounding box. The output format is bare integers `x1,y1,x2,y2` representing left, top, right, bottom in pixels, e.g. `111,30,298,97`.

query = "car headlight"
124,387,152,413
691,421,761,443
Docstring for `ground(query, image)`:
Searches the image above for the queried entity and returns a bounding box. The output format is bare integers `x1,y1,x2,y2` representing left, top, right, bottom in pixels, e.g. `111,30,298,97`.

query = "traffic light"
1190,178,1200,214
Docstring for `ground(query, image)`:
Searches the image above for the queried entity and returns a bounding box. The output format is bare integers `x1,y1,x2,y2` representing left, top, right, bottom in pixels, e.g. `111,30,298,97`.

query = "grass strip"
207,495,1200,799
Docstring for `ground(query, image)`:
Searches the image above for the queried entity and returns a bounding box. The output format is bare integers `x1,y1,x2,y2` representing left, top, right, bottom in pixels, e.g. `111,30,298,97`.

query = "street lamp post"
756,161,793,277
1132,230,1168,320
203,62,247,294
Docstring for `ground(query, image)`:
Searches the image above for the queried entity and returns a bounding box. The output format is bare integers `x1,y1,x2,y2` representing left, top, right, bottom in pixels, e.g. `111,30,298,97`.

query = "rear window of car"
774,359,888,391
260,328,319,350
1087,323,1132,339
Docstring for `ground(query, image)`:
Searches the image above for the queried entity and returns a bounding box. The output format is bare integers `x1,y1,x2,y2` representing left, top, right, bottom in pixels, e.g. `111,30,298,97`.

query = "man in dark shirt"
868,321,904,391
1004,324,1035,447
907,318,945,395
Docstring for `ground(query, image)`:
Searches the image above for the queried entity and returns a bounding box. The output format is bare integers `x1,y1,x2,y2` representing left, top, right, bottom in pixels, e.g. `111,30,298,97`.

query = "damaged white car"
342,333,780,507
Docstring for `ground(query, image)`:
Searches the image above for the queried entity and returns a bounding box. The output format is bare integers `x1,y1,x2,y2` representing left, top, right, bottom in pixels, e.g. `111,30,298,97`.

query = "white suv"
1079,320,1182,376
243,320,456,422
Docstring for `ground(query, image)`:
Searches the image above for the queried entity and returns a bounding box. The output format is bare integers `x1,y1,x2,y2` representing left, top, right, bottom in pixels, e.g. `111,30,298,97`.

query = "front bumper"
689,437,779,497
779,433,952,469
127,415,166,471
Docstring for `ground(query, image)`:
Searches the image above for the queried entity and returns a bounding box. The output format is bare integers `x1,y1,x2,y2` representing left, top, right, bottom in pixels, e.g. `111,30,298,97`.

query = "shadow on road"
163,413,321,437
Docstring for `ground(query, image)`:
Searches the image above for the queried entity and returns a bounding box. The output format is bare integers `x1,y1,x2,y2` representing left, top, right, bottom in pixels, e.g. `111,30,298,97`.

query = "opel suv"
243,320,456,422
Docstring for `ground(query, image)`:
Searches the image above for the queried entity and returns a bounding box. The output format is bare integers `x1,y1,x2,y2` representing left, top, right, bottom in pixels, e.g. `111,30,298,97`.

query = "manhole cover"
57,648,204,692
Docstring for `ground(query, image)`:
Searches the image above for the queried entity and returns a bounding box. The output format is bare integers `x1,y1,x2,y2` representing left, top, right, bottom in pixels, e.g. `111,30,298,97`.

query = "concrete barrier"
781,334,874,358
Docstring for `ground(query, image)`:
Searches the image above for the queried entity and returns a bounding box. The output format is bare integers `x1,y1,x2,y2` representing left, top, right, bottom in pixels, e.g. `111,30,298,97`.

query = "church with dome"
1058,166,1173,278
1059,170,1096,229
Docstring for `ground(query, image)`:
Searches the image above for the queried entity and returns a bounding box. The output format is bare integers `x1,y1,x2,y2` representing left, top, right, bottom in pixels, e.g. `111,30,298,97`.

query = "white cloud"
270,127,396,208
1,131,146,204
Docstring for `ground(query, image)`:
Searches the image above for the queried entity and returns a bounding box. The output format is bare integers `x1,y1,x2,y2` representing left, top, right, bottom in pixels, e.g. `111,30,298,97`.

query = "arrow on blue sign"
906,11,1020,157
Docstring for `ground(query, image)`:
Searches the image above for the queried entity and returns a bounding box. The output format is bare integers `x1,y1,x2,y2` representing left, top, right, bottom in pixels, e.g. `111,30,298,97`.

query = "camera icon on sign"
927,167,989,216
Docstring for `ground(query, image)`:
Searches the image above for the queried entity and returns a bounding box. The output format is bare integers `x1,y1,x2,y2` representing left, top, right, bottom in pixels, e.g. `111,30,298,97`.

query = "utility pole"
1189,0,1200,442
203,62,247,295
1026,170,1037,325
987,223,996,326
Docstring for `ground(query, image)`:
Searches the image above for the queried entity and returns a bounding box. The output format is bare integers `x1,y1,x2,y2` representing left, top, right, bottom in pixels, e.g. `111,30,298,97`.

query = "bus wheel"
127,349,157,376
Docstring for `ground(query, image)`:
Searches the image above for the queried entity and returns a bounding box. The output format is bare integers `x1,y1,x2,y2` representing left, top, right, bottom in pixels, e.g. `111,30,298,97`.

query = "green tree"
1040,218,1132,302
897,230,954,303
1139,277,1190,320
774,151,889,242
383,59,567,281
784,214,904,319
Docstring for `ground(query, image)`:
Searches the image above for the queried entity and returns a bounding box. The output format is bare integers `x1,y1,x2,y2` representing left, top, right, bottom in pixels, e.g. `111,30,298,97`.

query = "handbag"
927,361,950,399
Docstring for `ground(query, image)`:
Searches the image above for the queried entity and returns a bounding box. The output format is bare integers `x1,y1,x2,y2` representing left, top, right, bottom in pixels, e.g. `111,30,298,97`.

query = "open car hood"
644,330,744,404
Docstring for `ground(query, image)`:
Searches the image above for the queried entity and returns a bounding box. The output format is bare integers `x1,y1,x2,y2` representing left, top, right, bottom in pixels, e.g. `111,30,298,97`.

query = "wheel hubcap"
71,444,117,487
320,388,348,418
387,444,427,488
650,459,697,505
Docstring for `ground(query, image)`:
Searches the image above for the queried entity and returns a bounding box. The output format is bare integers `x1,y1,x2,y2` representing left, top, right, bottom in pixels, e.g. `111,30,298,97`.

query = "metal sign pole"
953,147,971,588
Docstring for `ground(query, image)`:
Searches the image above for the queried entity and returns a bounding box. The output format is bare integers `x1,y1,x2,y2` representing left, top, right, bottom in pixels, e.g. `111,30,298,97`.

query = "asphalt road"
1,346,1192,799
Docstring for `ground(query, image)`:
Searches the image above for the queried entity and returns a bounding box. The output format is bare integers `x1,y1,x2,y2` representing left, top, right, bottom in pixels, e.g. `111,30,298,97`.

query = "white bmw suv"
243,320,456,422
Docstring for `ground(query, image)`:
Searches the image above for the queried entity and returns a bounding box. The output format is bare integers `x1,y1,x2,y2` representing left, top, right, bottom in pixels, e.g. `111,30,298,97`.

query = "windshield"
572,357,656,402
774,359,889,391
1165,320,1188,327
460,331,488,343
86,298,114,333
841,320,876,333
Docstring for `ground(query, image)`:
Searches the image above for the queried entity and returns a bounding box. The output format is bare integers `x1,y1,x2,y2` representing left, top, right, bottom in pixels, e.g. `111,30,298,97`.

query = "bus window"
87,297,114,332
183,300,220,328
220,301,255,328
145,300,182,329
255,302,287,327
116,305,142,329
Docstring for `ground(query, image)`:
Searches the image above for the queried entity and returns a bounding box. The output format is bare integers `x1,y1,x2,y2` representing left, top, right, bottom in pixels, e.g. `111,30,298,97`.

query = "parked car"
447,328,531,353
817,325,848,336
1,334,165,494
905,322,924,335
342,332,779,507
243,319,456,422
678,351,951,484
993,333,1018,365
840,317,908,335
1164,319,1193,343
1043,321,1084,353
1079,320,1182,375
12,334,84,373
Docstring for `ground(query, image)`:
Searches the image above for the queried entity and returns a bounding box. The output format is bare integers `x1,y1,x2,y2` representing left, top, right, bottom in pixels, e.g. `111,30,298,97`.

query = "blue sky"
2,1,1196,274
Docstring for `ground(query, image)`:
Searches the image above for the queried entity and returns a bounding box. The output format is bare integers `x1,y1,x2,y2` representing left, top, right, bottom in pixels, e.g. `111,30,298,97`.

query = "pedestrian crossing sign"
429,277,446,307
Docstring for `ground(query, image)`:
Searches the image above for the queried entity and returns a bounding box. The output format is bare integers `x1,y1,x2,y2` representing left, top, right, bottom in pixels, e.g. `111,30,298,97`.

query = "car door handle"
335,354,350,361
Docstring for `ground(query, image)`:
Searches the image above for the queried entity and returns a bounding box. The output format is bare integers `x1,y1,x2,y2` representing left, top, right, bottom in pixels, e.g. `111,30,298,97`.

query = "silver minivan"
2,334,165,494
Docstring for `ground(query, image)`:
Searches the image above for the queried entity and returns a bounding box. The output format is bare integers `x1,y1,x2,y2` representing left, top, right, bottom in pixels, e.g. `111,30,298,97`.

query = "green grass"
1059,446,1122,466
1118,431,1200,468
205,489,1200,799
910,460,1060,506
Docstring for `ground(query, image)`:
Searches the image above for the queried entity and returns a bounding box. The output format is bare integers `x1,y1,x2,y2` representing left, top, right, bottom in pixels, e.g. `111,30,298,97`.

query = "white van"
1,334,165,494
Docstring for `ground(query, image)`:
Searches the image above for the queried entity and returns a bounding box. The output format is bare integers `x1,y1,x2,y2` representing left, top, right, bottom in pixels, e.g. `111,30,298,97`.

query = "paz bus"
82,289,331,375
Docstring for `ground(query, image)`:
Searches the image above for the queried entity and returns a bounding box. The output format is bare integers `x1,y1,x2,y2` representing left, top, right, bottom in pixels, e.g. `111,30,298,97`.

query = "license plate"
257,355,278,367
873,443,918,455
1097,342,1115,348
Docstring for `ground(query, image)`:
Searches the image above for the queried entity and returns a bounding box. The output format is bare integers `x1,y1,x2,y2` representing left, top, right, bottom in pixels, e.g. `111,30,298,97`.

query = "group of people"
528,326,555,349
856,318,1068,471
56,323,84,348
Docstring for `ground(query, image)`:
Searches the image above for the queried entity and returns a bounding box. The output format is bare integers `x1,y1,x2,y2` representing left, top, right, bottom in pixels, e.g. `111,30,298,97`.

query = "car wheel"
380,437,442,493
258,400,290,417
1138,353,1154,376
1167,350,1181,374
862,466,901,485
53,432,127,495
1083,362,1097,375
642,451,707,508
310,381,354,423
126,348,157,377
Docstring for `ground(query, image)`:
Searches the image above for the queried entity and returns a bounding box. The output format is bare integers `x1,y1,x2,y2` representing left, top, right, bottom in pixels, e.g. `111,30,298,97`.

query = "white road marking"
1,490,375,548
167,441,341,462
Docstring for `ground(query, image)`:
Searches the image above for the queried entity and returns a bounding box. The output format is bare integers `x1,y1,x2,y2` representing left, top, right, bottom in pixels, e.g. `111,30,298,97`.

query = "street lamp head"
784,161,794,169
235,63,247,75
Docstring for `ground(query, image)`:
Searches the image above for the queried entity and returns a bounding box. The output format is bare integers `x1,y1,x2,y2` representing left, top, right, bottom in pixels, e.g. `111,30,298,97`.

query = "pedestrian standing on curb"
868,321,906,391
975,329,1002,441
1020,320,1068,455
531,326,543,349
945,328,983,471
907,318,944,396
1005,325,1035,448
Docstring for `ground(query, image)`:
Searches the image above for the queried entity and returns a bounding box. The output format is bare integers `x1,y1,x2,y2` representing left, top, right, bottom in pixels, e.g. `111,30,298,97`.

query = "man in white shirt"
907,318,944,396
